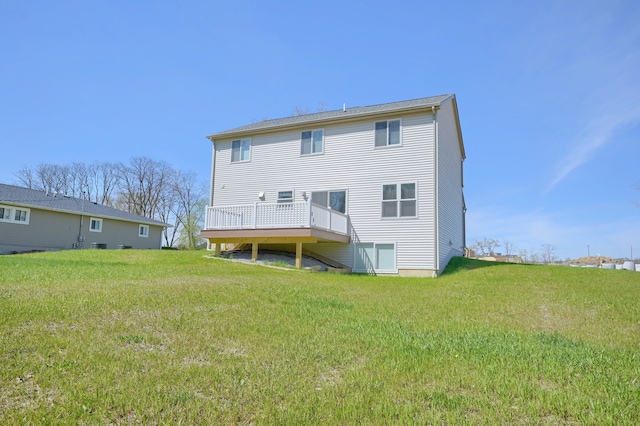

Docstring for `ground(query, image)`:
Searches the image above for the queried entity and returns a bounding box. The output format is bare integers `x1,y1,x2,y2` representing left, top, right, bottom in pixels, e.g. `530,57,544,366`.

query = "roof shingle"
0,184,168,226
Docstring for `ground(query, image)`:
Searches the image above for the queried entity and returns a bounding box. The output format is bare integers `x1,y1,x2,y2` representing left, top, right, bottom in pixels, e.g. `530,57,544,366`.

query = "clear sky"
2,0,639,260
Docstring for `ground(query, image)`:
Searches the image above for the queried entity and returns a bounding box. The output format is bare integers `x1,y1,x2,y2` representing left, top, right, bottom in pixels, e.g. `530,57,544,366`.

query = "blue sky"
1,0,639,260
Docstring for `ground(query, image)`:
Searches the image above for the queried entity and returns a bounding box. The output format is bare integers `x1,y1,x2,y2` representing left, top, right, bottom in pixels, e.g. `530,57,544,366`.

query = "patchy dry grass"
1,251,639,424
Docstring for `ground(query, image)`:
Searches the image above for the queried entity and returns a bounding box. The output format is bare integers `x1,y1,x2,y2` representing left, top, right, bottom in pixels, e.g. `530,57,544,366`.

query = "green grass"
1,251,639,424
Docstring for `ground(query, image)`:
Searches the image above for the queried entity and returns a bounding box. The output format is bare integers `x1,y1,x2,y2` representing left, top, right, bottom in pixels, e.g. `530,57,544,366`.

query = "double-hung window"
89,217,103,232
139,224,149,237
301,129,324,155
231,138,251,163
374,119,401,147
0,205,30,224
382,183,416,218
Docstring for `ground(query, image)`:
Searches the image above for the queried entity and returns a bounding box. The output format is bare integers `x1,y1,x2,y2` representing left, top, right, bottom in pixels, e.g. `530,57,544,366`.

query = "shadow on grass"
441,256,541,276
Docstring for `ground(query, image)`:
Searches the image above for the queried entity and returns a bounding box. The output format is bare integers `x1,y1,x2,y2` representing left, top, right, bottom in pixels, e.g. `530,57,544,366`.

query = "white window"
0,205,29,224
382,183,416,218
311,190,346,213
354,242,396,272
374,119,401,147
89,217,103,232
301,129,324,155
277,190,294,203
231,138,251,163
139,224,149,237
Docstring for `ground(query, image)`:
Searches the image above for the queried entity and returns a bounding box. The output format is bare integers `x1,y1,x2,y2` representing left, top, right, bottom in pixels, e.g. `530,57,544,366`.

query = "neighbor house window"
277,190,294,203
374,119,401,147
0,206,11,221
382,183,416,218
231,138,251,162
311,190,346,213
301,129,324,155
0,205,29,224
139,224,149,237
89,217,102,232
354,242,396,272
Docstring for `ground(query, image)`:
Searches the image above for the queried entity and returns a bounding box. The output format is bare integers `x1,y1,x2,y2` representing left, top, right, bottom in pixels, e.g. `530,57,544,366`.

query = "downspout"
432,106,439,277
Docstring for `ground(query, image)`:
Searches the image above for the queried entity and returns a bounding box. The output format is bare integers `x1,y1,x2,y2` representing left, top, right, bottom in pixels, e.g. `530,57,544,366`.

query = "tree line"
470,238,558,264
14,157,207,249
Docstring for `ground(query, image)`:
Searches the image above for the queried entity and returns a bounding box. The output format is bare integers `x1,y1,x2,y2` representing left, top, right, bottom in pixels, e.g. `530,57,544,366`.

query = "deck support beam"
252,242,258,263
295,242,303,269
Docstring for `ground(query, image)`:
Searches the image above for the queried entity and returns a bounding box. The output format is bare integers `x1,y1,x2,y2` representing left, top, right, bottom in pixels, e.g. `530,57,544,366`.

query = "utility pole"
587,245,590,257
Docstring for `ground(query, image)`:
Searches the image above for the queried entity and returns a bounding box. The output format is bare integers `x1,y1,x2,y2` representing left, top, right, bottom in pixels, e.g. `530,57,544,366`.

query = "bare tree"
117,157,173,218
292,105,309,116
503,239,517,261
14,165,37,189
472,238,500,256
173,171,207,249
539,244,557,264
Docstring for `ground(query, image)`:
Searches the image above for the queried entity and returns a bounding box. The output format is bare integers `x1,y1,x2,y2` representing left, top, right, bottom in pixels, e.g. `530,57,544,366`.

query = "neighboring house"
201,94,466,276
0,184,168,253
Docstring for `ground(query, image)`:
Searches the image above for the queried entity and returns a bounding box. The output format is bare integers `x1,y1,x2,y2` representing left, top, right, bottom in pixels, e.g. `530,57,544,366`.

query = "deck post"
295,242,303,269
252,242,258,263
253,202,258,229
214,243,221,257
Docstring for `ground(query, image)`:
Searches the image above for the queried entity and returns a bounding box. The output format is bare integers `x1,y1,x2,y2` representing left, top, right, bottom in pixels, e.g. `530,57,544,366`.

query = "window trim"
300,128,324,156
231,138,252,163
139,224,149,238
277,190,294,203
0,205,30,225
374,118,402,148
89,217,103,233
381,182,417,219
353,242,397,273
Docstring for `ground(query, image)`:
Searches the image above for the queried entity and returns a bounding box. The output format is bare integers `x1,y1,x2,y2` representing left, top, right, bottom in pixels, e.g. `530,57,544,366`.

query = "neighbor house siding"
212,111,438,272
436,99,465,272
0,207,163,253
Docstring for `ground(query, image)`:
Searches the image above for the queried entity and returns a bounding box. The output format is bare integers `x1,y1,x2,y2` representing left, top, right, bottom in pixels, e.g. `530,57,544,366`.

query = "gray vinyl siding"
436,99,465,272
0,208,163,253
213,112,438,271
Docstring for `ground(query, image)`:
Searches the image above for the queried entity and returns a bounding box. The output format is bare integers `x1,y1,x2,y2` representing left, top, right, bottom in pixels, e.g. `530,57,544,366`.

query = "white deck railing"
205,201,348,235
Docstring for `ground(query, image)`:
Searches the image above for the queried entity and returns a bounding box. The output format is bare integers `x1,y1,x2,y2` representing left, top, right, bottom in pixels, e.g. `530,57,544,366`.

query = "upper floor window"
381,183,416,218
89,217,103,232
301,129,324,155
139,224,149,237
231,138,251,163
375,119,401,147
0,205,30,225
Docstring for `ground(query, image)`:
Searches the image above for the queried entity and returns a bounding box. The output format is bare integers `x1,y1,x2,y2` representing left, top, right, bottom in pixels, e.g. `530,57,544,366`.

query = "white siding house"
202,94,466,276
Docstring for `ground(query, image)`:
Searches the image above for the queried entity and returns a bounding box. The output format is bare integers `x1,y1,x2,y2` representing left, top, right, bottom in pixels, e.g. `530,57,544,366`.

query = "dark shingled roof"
207,94,454,140
0,183,168,227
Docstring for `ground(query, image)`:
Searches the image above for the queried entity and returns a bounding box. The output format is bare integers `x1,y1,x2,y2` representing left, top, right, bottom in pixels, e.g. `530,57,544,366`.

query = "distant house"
201,94,466,276
0,184,168,253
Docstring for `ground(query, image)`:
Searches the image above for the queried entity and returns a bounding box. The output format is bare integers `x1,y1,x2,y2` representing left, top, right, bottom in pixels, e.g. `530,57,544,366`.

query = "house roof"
0,184,168,227
207,94,455,140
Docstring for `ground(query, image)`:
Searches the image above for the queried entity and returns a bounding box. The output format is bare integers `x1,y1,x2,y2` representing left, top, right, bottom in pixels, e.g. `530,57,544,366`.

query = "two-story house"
201,94,466,276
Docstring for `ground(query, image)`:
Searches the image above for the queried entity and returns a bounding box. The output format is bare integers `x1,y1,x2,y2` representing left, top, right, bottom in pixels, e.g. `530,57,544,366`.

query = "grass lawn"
1,250,639,424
